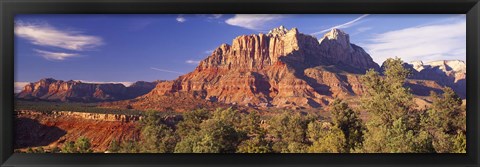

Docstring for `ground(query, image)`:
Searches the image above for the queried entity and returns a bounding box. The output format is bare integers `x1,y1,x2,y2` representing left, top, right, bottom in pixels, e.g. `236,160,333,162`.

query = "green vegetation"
359,58,435,153
15,101,143,115
425,87,466,153
61,137,93,153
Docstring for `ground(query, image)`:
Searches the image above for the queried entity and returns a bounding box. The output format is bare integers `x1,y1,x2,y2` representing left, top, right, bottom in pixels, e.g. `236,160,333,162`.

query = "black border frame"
1,0,479,166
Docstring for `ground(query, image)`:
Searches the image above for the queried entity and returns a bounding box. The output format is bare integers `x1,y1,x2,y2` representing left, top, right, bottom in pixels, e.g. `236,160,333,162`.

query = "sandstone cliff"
114,27,384,110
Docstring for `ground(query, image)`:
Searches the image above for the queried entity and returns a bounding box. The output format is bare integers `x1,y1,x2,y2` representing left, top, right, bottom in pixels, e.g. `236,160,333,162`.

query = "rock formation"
117,27,385,110
16,78,160,102
404,60,466,98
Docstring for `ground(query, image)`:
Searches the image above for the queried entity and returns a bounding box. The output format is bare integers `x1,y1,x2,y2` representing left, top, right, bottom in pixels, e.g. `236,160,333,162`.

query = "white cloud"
176,15,186,23
185,59,201,65
150,67,185,75
14,82,30,93
34,49,80,61
312,14,369,35
15,22,103,51
364,19,466,64
75,80,134,87
225,14,285,31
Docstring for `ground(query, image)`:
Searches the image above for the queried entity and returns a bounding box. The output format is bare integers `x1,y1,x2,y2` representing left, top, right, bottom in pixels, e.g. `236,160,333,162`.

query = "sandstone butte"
105,26,465,111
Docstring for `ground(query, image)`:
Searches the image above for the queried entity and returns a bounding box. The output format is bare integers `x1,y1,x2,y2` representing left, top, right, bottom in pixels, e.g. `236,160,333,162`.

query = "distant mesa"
16,78,161,102
104,26,464,111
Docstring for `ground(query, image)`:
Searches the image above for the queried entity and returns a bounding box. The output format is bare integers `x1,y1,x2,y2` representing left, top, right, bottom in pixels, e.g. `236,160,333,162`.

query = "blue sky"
14,14,466,92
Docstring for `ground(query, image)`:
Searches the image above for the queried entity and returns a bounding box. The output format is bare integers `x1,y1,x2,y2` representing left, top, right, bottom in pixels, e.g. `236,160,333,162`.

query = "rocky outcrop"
115,26,382,110
318,29,380,72
404,60,466,98
14,110,140,152
16,79,160,102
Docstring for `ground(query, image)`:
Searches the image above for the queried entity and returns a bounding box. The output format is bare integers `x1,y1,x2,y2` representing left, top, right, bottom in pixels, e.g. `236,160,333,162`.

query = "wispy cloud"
14,82,30,93
176,15,186,23
364,19,466,64
150,67,185,75
225,14,285,31
34,49,80,61
75,80,134,87
312,14,369,35
185,59,201,65
15,22,103,51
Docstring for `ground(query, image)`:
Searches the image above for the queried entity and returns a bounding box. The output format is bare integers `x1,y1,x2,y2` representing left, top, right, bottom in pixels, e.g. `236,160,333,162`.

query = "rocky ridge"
405,60,466,98
16,78,160,102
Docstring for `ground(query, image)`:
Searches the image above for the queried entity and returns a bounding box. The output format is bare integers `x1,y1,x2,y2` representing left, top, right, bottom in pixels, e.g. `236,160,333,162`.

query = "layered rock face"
318,29,380,72
128,27,382,110
14,110,140,152
16,78,159,102
405,60,466,98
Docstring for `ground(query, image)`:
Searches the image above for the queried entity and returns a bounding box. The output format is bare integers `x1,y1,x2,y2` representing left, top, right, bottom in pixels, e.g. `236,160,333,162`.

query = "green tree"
119,140,141,153
427,87,466,153
174,134,201,153
176,109,210,139
75,137,93,153
268,112,308,153
61,141,77,153
308,125,346,153
139,110,176,153
330,99,365,152
193,119,240,153
361,58,415,126
236,135,271,153
108,139,121,153
360,58,434,153
453,131,466,153
428,87,464,133
236,111,271,153
175,108,241,153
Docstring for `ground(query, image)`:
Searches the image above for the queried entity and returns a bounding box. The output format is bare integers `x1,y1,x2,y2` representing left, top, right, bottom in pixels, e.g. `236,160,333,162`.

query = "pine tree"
308,124,346,153
268,112,308,153
330,99,365,152
61,141,77,153
107,139,121,153
360,58,434,153
139,110,176,153
75,137,93,153
427,87,466,153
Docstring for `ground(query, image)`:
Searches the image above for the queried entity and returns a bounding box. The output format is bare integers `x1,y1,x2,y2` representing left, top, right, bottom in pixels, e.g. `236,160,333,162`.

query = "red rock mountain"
16,78,160,102
116,27,386,110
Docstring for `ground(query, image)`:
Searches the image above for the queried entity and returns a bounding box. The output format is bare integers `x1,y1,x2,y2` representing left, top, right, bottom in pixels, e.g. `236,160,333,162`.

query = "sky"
14,14,466,92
